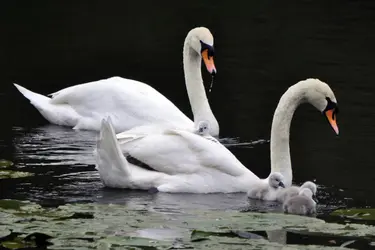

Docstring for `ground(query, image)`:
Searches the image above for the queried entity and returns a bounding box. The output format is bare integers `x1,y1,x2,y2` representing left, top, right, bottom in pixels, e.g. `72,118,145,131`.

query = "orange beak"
325,109,339,135
201,49,217,75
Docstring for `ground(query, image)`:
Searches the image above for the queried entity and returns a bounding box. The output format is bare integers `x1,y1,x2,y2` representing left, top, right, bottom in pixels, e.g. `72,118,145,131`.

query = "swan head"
186,27,216,75
299,78,339,135
195,120,210,136
300,181,317,196
299,187,313,198
268,172,286,189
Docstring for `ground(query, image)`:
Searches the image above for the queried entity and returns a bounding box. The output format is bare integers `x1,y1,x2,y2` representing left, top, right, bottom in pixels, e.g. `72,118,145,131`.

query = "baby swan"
283,188,317,216
276,181,317,203
301,181,317,196
194,120,210,136
193,120,220,144
247,172,285,201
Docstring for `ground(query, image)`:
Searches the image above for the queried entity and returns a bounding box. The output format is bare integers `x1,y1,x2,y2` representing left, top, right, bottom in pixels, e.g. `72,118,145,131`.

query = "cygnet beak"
312,195,318,203
279,182,285,188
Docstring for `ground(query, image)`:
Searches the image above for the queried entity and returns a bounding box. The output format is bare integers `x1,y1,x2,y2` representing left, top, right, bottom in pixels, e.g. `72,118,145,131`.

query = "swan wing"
48,77,193,132
119,128,249,177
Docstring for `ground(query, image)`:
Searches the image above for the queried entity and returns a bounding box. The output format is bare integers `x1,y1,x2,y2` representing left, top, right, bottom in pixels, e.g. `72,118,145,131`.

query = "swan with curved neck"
183,27,219,136
270,79,339,186
96,78,339,194
13,27,219,136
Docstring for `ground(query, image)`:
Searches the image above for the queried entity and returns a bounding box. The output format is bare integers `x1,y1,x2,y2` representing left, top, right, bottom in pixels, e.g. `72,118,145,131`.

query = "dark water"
1,1,375,248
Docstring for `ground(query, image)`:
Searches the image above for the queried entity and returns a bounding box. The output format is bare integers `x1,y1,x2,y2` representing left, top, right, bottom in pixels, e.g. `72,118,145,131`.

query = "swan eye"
323,97,338,113
200,41,215,57
323,97,339,120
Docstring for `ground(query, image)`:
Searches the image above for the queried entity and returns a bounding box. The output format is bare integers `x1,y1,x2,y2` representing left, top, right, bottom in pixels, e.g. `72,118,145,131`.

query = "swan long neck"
183,40,219,136
270,85,306,187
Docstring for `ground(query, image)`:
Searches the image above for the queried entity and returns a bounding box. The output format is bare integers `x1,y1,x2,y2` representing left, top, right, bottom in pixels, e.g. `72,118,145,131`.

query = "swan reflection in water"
95,189,289,243
12,125,97,166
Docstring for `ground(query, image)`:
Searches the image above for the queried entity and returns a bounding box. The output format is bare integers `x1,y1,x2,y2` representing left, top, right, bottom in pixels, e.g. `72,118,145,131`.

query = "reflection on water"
12,125,97,166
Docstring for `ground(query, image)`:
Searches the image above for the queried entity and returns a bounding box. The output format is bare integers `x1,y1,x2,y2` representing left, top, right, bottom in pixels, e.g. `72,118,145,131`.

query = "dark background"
1,1,375,199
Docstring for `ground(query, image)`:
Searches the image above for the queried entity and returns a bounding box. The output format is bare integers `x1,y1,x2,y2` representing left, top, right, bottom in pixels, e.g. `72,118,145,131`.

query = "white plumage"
96,78,339,195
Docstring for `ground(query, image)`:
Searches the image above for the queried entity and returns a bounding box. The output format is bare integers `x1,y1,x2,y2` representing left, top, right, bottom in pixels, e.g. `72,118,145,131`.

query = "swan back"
276,186,300,203
300,181,317,195
283,187,316,215
299,187,313,198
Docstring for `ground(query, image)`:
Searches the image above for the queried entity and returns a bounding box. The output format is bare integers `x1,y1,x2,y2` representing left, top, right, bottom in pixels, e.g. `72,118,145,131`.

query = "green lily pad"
0,200,27,210
331,209,375,221
191,229,264,242
0,170,34,179
0,200,375,249
0,160,13,168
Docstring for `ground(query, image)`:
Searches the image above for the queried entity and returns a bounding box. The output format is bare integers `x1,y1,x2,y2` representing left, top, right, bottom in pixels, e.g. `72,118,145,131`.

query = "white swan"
95,78,339,193
194,120,210,136
247,172,285,200
13,27,219,136
283,188,317,215
276,181,317,203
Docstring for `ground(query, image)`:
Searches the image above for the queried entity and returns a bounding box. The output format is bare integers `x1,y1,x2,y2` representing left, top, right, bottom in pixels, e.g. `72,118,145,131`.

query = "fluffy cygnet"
283,188,317,216
194,121,210,136
247,172,285,201
276,181,317,203
300,181,317,196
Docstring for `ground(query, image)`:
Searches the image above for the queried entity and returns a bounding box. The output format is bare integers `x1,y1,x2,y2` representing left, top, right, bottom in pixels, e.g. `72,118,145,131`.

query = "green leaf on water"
190,229,265,242
0,228,10,239
191,230,216,242
0,232,35,249
98,236,170,249
0,159,13,168
331,208,375,221
0,200,26,210
0,170,34,179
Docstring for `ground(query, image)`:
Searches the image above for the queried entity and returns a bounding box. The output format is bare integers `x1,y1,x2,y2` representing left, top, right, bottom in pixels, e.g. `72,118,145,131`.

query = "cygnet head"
195,120,210,136
299,188,313,198
268,172,285,189
185,27,216,75
294,78,339,135
300,181,317,196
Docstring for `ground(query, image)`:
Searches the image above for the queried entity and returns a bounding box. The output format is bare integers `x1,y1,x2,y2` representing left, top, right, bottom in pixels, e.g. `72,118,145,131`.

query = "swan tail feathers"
95,117,132,188
13,83,80,126
13,83,51,110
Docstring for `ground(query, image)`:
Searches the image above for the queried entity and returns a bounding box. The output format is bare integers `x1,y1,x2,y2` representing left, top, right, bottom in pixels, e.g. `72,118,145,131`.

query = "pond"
2,1,375,249
0,126,374,249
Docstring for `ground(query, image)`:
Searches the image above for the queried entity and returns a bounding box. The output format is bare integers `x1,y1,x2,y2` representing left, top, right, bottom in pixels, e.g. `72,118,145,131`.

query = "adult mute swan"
13,27,219,135
95,78,339,193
